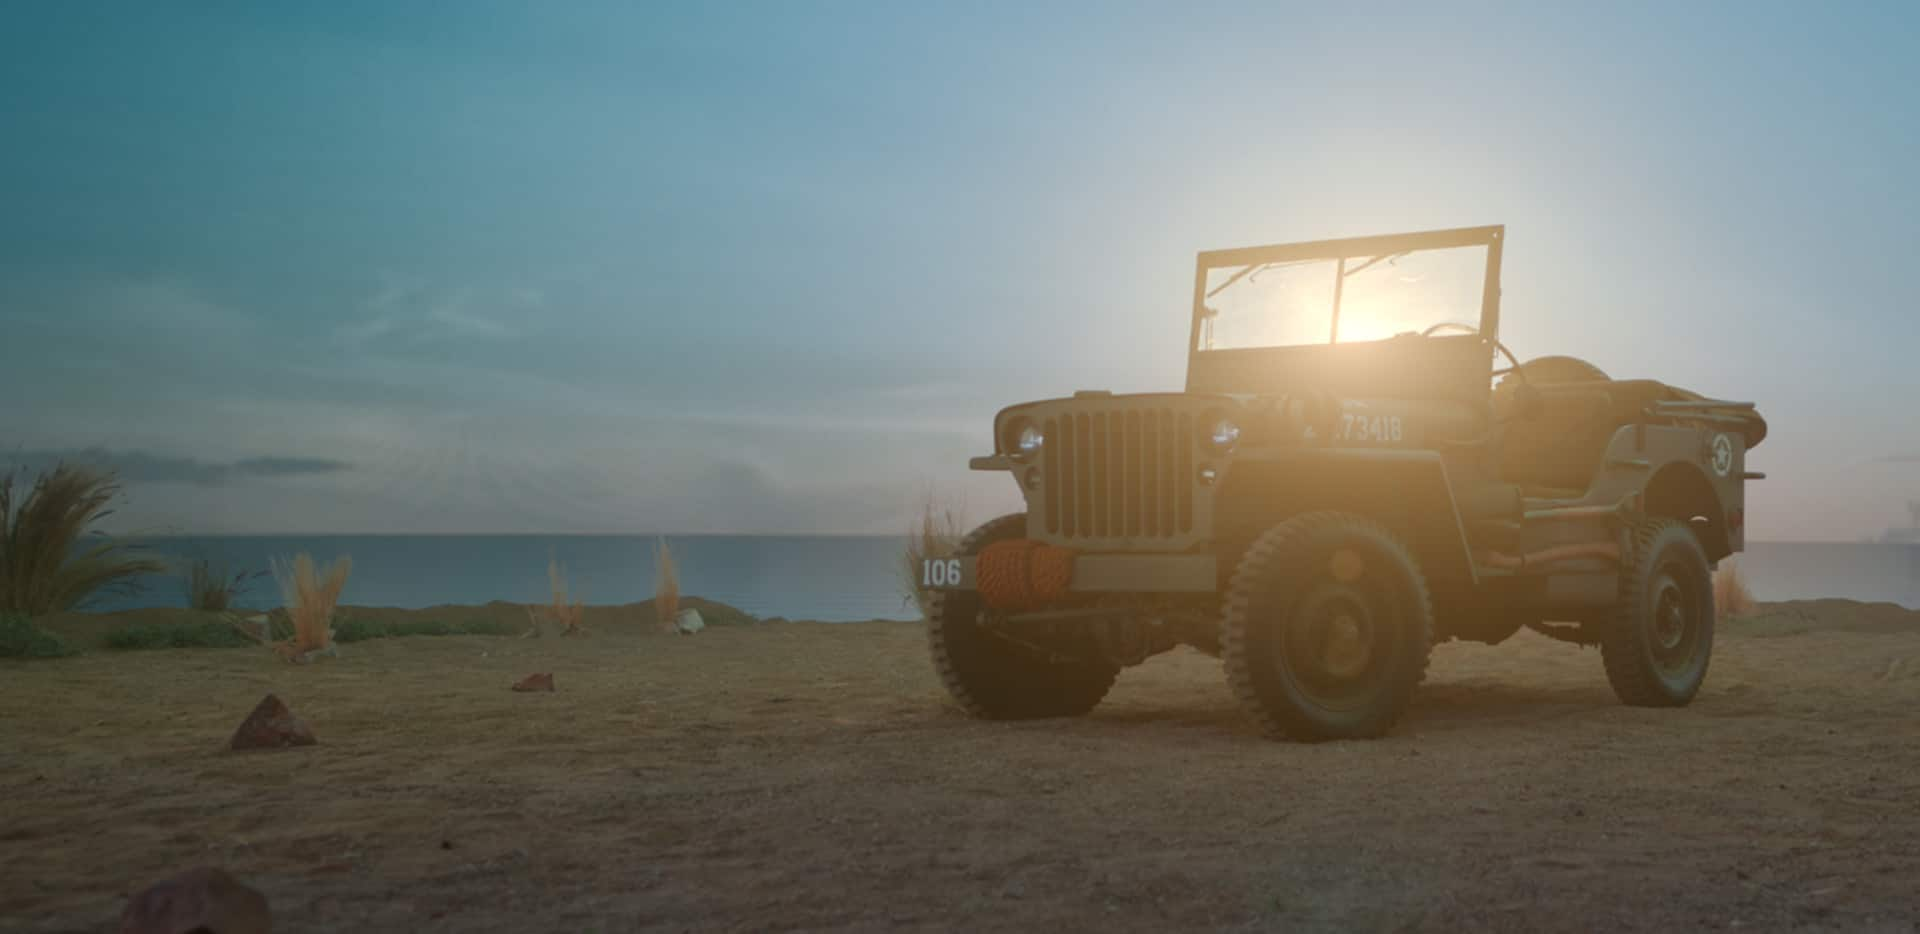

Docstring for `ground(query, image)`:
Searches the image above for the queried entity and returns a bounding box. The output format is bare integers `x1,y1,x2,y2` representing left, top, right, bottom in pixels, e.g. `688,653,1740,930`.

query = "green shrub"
103,625,167,650
458,618,516,636
104,620,256,651
396,619,453,637
332,618,390,643
191,620,256,647
331,617,512,642
0,465,167,615
0,614,75,659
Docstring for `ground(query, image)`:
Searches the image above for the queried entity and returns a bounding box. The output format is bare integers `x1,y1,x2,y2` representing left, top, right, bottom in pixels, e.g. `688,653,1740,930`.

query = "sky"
1,2,1916,540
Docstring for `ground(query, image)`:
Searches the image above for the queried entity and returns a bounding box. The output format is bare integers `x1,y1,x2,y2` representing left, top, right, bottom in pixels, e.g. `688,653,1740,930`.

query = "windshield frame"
1185,225,1505,387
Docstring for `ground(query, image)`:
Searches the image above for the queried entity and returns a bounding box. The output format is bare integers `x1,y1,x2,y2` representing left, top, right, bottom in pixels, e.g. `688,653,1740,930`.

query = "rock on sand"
228,694,316,751
120,866,271,934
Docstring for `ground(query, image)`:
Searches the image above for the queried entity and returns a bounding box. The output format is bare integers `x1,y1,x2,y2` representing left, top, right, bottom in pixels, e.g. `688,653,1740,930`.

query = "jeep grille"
1041,409,1195,540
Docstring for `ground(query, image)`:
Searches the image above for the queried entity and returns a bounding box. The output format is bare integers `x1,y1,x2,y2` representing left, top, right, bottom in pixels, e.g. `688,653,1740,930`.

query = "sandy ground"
3,600,1918,933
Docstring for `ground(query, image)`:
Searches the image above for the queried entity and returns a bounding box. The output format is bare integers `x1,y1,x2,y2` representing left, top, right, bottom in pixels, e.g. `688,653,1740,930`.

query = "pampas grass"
534,556,585,636
654,537,680,631
903,493,966,619
1714,560,1756,621
272,553,351,656
0,464,164,616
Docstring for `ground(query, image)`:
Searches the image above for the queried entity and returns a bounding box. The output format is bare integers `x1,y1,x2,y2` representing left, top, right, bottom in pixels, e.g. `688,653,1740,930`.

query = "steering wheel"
1420,321,1479,338
1419,321,1528,384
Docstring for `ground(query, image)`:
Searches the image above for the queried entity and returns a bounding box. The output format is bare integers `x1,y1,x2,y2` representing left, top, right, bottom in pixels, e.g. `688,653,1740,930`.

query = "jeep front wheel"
1221,512,1434,740
926,514,1118,719
1601,518,1714,707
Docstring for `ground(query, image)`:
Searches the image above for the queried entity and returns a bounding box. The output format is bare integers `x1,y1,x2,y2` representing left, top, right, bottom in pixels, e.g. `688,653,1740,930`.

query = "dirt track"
3,601,1918,932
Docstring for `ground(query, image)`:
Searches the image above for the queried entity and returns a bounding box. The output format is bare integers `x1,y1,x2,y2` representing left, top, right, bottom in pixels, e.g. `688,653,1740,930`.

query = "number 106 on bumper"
920,557,974,590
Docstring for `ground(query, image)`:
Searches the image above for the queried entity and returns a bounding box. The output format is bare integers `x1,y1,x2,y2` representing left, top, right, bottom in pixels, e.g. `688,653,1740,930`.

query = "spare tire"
1498,355,1610,391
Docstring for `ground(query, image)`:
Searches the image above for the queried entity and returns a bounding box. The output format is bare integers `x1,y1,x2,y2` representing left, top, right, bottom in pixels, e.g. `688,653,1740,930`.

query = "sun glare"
1199,245,1488,350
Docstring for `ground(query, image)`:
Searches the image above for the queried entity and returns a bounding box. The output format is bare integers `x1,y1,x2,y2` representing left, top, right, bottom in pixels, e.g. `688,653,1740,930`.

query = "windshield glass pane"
1197,244,1487,350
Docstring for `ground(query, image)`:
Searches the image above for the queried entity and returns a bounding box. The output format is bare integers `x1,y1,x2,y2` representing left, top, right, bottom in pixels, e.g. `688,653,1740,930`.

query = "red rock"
228,694,316,751
511,672,555,692
120,866,271,934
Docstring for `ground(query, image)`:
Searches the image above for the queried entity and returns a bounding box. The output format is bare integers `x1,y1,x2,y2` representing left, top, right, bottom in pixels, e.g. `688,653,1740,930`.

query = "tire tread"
927,515,1116,719
1600,518,1715,707
1220,511,1433,740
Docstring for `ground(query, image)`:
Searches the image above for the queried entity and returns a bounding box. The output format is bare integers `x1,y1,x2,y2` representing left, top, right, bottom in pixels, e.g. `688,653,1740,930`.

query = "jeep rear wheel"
1221,512,1434,740
1601,518,1714,707
926,515,1118,719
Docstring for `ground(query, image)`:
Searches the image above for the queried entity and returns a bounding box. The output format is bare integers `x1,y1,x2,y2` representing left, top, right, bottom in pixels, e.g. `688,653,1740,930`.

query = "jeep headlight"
1016,423,1045,455
1208,417,1241,451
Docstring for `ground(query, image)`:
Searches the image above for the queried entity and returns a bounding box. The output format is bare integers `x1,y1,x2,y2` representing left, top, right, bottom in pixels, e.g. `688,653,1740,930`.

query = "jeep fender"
1216,448,1478,599
1586,425,1745,562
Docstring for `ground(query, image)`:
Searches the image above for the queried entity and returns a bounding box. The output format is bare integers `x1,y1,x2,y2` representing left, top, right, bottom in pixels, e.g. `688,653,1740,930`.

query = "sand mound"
331,596,758,631
34,596,762,651
1738,598,1920,635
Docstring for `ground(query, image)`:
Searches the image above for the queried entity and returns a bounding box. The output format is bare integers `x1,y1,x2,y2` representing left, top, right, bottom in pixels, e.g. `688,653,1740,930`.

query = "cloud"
336,316,400,343
227,456,353,478
1873,453,1920,464
3,448,351,486
427,304,517,339
336,282,537,346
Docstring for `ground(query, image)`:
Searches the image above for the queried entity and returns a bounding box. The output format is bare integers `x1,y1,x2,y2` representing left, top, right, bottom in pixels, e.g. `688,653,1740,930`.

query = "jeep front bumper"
918,554,1218,594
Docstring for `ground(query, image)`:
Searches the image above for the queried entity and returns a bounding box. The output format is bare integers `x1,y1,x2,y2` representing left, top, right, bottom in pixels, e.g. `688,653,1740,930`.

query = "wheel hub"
1321,611,1372,678
1281,585,1381,694
1647,570,1699,669
1654,596,1686,649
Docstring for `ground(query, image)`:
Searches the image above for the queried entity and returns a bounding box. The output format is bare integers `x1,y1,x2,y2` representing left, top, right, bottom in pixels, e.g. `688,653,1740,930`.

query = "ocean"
101,535,918,622
90,536,1920,621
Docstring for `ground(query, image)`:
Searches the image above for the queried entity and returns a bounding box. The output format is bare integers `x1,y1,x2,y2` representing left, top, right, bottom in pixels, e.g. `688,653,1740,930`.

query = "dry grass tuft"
904,492,966,619
535,556,585,637
271,553,351,656
184,558,266,612
1714,560,1756,621
654,538,680,631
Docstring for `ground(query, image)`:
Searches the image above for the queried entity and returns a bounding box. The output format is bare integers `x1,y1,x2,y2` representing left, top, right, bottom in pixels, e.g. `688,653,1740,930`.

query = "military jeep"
920,225,1767,740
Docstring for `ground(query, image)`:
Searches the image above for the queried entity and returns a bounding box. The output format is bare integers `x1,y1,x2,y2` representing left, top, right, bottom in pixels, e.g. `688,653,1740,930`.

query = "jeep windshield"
1195,233,1496,351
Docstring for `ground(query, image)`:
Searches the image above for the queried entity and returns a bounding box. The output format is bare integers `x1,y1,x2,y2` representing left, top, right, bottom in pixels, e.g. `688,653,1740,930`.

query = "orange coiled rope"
976,539,1077,610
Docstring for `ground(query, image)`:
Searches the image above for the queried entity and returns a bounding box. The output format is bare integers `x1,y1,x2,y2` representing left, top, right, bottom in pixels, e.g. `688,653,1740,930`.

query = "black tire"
927,515,1118,719
1601,518,1714,707
1221,512,1434,740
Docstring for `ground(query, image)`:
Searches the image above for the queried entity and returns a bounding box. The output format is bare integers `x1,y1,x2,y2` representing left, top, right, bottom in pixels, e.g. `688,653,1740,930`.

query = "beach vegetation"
530,556,585,636
1714,560,1757,621
0,464,165,617
333,616,516,642
0,613,76,658
655,537,680,631
183,557,267,612
106,619,257,650
272,553,352,656
904,493,966,619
